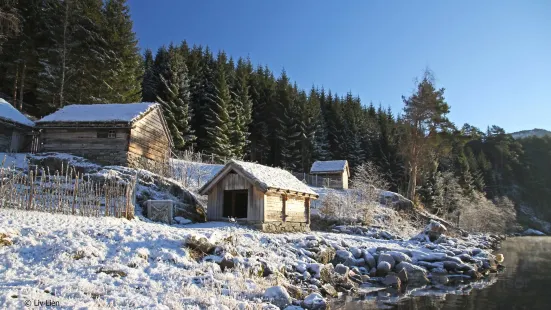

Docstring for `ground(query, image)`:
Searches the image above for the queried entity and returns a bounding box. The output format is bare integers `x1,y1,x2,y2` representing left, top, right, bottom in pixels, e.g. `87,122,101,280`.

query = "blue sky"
128,0,551,133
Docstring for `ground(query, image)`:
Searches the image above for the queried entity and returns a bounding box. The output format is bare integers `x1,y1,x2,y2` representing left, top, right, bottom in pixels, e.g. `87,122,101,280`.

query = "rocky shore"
184,220,505,309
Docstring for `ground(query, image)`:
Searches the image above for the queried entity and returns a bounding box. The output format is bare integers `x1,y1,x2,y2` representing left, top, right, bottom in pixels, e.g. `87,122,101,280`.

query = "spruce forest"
1,0,550,225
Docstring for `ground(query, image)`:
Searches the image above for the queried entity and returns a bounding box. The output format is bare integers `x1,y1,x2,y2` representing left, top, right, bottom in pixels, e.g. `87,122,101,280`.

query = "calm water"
332,237,551,310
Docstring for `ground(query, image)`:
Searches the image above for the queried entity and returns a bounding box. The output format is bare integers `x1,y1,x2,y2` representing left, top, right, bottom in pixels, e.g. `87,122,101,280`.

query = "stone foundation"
255,222,310,233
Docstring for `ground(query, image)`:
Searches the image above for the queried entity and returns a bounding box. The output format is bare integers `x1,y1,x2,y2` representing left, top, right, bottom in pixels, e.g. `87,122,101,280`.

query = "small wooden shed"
35,102,173,168
310,160,350,189
198,160,319,232
0,98,34,152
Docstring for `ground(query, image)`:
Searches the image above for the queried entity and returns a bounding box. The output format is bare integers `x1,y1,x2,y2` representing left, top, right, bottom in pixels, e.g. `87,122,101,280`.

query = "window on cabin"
97,130,116,139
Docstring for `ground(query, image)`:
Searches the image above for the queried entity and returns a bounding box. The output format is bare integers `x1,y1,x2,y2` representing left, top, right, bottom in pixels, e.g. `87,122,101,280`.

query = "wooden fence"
292,172,342,189
0,158,136,219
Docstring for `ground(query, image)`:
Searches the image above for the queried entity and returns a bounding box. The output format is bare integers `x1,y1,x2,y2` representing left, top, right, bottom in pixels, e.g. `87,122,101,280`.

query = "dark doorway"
223,190,248,219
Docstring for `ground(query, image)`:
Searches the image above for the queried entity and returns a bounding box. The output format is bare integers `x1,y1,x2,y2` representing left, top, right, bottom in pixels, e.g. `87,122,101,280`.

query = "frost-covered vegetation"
0,207,505,309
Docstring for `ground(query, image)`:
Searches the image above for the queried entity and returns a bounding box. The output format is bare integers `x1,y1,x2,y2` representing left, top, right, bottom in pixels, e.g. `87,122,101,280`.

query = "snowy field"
0,207,501,309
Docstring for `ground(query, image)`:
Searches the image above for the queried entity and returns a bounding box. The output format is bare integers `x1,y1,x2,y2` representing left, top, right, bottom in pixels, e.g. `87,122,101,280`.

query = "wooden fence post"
27,170,34,210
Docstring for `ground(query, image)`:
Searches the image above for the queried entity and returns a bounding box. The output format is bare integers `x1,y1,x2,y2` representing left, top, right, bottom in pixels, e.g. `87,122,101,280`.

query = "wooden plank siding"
265,194,284,222
41,128,130,152
285,196,307,222
129,109,170,163
206,171,264,222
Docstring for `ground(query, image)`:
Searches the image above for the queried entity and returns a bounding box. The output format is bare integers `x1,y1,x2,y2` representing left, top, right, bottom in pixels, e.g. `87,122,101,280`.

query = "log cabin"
35,102,173,169
0,98,35,153
310,160,350,189
198,160,319,232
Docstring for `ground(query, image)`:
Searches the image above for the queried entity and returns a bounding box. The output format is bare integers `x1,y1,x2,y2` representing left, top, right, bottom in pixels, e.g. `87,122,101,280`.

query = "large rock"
319,264,334,284
334,264,349,276
333,250,353,265
388,251,412,264
316,247,336,264
264,286,292,308
362,250,376,269
410,220,448,243
395,262,429,285
349,247,362,259
303,293,327,310
377,253,396,269
376,261,391,277
320,284,338,298
382,274,401,289
185,235,215,254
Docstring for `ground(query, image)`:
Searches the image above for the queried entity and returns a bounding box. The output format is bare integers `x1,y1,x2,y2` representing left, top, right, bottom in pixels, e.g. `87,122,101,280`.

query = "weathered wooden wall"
264,193,308,223
285,196,307,222
39,128,130,166
129,109,170,164
309,172,346,189
264,194,283,222
206,172,264,222
0,123,12,151
342,171,348,189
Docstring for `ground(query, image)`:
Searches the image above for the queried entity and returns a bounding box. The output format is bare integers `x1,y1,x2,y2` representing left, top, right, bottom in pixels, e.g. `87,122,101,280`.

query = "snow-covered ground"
0,208,502,309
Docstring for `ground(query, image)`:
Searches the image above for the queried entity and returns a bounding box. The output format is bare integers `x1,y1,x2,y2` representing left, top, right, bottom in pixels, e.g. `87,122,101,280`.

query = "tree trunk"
59,0,69,107
12,64,18,107
19,60,26,111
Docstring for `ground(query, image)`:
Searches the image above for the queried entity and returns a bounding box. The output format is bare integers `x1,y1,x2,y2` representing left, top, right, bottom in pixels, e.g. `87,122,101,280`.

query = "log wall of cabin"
128,109,171,165
264,193,308,223
39,127,130,166
0,123,13,152
206,172,264,222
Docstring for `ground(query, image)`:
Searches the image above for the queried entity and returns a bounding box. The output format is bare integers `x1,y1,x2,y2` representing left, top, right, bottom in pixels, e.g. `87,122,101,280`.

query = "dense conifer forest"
1,0,550,224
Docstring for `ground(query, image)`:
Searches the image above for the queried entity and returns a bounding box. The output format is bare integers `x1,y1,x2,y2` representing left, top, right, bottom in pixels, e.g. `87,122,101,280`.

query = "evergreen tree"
228,58,252,159
156,46,195,151
274,70,300,169
204,52,232,161
400,69,451,200
141,48,156,101
102,0,142,102
248,66,274,164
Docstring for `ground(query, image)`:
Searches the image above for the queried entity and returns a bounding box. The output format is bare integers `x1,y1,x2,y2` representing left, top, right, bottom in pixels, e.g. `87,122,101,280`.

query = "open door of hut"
223,189,248,219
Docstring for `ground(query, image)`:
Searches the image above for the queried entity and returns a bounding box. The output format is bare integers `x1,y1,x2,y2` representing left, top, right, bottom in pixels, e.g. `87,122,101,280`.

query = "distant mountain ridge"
510,129,551,139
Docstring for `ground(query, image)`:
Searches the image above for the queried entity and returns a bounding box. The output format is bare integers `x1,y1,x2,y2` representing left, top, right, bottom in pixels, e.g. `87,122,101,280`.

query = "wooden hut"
309,160,350,189
35,102,173,168
0,98,35,152
198,160,318,232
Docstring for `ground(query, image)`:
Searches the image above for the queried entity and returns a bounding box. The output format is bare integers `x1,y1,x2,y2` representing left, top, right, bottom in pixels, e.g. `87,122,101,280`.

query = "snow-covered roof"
36,102,159,124
199,160,318,197
310,160,349,175
0,98,34,127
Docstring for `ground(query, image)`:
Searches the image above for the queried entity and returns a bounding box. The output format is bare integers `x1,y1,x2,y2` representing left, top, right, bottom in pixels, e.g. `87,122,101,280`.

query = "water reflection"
330,237,551,309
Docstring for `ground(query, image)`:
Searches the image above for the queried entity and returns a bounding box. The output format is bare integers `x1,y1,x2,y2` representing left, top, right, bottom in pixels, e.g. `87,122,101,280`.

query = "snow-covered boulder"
315,247,335,264
263,286,292,308
185,234,216,254
388,251,411,264
376,261,391,276
333,249,353,265
362,250,376,269
411,220,448,242
303,293,326,310
377,253,396,269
